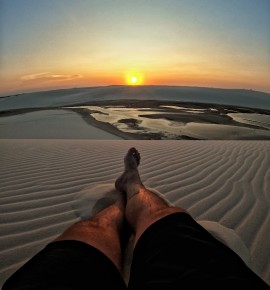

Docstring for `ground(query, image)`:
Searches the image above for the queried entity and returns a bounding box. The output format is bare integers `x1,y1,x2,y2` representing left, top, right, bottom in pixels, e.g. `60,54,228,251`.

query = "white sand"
0,139,269,287
0,110,123,139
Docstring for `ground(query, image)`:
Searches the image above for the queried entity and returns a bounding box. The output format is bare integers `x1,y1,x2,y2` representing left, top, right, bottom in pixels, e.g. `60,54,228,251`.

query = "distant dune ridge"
0,85,270,111
0,140,270,287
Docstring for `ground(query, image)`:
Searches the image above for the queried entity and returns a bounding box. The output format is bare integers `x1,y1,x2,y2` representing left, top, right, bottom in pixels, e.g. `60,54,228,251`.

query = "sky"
0,0,270,96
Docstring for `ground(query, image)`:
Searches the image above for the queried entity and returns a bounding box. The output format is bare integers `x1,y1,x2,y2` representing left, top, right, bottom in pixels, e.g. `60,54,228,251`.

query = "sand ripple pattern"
0,140,269,286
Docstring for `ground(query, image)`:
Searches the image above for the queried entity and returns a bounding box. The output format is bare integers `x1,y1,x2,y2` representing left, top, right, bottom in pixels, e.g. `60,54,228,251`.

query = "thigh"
128,213,269,289
3,240,127,290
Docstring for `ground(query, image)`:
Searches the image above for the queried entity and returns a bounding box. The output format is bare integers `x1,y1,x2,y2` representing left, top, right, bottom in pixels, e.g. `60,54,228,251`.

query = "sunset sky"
0,0,270,96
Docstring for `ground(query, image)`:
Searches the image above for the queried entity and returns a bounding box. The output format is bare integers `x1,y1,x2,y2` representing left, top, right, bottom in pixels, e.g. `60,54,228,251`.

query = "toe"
131,148,140,166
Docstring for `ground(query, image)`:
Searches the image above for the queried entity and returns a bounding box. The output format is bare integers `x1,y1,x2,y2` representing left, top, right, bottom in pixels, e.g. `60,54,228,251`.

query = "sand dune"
1,85,270,111
0,139,270,287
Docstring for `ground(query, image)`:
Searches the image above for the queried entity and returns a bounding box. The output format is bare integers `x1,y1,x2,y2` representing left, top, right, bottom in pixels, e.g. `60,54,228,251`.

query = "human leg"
115,147,186,246
2,190,128,290
55,189,126,272
116,147,270,289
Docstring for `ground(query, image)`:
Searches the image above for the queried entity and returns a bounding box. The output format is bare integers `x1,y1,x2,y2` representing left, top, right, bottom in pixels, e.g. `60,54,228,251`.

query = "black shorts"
2,240,127,290
128,213,269,289
3,213,269,290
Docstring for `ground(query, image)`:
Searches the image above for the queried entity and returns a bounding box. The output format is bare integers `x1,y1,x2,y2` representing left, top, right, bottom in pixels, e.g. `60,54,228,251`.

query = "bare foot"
124,147,140,169
115,147,144,198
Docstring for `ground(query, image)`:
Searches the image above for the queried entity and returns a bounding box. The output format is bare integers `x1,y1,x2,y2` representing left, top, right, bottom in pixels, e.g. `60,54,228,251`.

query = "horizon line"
1,84,270,98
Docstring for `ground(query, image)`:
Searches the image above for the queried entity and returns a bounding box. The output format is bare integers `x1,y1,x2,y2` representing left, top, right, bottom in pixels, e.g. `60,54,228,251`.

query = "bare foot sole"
115,147,143,196
124,147,140,169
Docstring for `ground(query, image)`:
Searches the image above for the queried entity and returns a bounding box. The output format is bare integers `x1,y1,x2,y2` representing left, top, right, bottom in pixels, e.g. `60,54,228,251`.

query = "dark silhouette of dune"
0,85,269,112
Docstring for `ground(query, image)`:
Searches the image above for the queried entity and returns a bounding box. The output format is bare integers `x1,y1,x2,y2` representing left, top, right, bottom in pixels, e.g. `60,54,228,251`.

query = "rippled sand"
1,140,269,286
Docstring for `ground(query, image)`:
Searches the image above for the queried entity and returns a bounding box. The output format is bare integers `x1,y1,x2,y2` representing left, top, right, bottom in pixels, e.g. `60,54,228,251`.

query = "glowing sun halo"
126,72,143,85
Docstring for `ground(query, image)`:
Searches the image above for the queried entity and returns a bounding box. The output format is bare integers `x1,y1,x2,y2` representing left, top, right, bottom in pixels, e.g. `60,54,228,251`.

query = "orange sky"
0,0,270,96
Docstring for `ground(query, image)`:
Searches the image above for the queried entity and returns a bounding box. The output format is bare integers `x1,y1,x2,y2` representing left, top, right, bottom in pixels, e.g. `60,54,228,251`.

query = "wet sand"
65,100,270,140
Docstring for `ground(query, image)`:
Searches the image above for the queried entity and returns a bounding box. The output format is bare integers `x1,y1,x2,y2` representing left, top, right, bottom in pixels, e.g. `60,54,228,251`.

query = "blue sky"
0,0,269,95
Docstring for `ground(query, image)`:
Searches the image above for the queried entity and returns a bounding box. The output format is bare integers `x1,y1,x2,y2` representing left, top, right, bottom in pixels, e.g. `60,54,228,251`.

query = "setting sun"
131,76,138,84
126,72,144,86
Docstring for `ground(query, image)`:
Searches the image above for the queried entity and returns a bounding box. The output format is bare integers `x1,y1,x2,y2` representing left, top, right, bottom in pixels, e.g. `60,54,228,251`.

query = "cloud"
21,72,82,82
